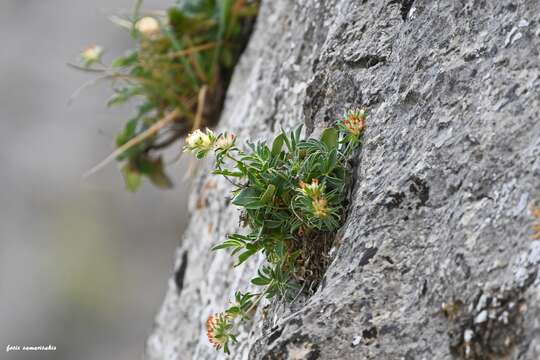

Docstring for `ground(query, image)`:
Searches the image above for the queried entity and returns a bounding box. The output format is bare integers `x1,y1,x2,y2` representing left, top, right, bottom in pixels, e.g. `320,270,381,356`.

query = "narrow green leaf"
251,277,270,286
211,239,244,251
236,249,256,266
212,169,243,177
320,127,339,150
271,133,285,157
294,125,303,144
111,51,138,68
232,187,264,209
323,149,338,174
281,128,292,151
226,306,240,315
122,165,142,192
260,184,276,204
107,87,142,107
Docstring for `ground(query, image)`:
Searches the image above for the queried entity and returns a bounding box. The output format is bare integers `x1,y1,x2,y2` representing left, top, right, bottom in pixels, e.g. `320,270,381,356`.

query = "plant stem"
133,0,144,21
245,287,269,315
226,153,241,163
83,108,180,178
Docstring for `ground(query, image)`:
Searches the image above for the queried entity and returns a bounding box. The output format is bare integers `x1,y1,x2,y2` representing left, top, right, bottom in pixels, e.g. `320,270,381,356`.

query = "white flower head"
81,45,103,66
136,17,160,37
214,132,236,151
184,128,216,157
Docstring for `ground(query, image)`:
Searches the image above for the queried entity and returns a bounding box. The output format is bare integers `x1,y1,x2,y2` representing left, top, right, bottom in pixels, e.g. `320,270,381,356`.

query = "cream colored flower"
135,17,160,37
81,45,103,66
312,197,329,218
184,128,216,155
185,129,205,147
214,132,236,151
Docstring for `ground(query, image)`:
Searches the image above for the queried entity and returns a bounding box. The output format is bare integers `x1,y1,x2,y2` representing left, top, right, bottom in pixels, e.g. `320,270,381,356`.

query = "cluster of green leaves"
212,126,356,266
189,111,365,354
77,0,258,191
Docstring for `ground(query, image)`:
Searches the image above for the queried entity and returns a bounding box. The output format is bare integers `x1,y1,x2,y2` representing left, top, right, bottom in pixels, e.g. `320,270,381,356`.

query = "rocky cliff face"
146,0,540,359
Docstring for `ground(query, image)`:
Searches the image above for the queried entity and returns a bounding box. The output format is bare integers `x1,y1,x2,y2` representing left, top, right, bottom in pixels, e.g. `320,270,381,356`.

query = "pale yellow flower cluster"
214,132,236,151
81,45,103,66
135,17,160,37
312,197,329,218
184,129,236,156
299,179,329,219
184,129,215,152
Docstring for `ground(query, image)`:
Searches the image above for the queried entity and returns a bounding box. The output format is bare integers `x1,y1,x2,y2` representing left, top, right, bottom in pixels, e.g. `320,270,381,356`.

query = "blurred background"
0,1,191,359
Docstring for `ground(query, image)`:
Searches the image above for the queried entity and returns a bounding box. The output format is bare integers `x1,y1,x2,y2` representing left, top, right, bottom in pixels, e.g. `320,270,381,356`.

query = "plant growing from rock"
73,0,258,191
184,109,366,353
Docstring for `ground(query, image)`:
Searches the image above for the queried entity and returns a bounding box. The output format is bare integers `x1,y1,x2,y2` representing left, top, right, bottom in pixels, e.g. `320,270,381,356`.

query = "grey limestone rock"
146,0,540,359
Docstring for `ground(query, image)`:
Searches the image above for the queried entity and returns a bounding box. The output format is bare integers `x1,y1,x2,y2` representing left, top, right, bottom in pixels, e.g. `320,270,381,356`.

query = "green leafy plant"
74,0,258,191
185,109,367,354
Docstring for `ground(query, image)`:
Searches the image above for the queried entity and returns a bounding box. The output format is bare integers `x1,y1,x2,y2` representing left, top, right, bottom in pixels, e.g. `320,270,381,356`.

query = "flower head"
184,128,216,157
341,108,366,137
81,45,103,66
299,178,322,198
206,313,234,353
136,17,160,37
214,132,236,152
312,196,329,218
299,179,330,219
